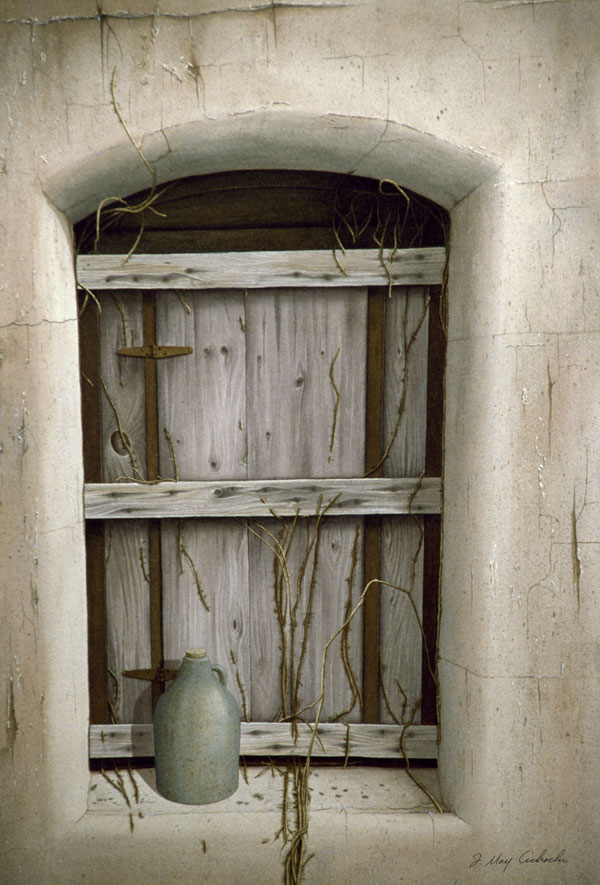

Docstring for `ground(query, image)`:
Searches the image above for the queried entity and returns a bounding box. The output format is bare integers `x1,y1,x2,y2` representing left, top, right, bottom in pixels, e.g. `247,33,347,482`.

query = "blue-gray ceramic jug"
153,648,241,804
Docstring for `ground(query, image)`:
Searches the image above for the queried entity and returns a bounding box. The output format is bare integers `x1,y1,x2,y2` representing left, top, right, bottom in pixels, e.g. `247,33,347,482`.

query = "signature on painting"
469,848,567,872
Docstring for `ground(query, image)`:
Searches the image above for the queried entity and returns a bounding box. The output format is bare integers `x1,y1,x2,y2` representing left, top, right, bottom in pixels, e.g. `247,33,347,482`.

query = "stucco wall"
1,1,599,882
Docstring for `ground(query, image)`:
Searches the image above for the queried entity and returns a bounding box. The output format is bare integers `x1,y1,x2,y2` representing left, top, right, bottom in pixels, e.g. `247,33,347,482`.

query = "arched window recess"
75,170,447,766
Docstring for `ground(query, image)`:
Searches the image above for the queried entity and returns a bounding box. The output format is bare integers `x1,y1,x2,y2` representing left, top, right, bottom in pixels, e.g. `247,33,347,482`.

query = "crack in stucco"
469,0,575,7
6,3,351,28
439,656,566,681
526,543,552,639
322,52,395,90
546,359,554,454
571,488,584,616
0,318,77,331
453,12,487,103
5,678,18,754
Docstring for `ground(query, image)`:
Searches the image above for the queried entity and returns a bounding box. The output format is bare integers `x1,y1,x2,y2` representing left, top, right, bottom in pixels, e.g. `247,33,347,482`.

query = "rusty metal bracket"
117,344,193,359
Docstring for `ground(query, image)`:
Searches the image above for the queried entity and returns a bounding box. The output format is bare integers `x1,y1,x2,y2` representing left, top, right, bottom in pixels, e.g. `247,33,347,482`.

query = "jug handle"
211,664,227,686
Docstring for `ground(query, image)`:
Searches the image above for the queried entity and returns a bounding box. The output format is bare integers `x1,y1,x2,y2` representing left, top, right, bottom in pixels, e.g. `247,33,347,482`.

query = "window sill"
88,765,443,817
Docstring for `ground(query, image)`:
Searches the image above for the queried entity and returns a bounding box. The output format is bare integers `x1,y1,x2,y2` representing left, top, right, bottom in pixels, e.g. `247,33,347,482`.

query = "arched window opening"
76,170,448,766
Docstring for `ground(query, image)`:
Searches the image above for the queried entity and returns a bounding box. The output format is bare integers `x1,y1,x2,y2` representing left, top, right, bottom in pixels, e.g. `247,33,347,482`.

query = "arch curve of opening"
43,110,498,224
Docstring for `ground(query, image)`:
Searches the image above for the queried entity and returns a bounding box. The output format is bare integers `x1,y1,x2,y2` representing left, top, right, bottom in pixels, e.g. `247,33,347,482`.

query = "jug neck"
179,648,211,676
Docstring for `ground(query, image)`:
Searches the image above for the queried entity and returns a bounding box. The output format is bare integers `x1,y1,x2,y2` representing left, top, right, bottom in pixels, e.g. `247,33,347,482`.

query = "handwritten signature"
470,849,567,872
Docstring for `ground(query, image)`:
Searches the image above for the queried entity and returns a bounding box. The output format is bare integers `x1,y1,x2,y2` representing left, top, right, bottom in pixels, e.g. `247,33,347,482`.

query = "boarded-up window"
77,172,446,762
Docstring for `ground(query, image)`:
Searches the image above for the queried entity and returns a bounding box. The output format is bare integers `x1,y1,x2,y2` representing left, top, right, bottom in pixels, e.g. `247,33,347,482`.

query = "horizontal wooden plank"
89,722,438,759
84,477,441,519
77,248,446,290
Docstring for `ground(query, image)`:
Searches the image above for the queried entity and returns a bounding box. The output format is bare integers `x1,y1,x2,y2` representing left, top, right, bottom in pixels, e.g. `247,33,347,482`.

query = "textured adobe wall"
1,1,599,882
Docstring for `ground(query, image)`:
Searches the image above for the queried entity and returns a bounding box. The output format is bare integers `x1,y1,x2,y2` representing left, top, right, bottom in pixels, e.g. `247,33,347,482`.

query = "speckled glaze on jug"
153,648,241,805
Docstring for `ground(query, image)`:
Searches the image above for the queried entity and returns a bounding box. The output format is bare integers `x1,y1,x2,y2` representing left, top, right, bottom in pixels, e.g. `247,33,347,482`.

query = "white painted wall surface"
1,1,598,881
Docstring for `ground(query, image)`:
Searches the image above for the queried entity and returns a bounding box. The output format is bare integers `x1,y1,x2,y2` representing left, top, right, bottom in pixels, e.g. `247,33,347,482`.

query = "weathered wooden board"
378,288,429,725
161,519,251,719
247,516,364,723
244,285,368,721
85,477,441,519
99,295,152,723
245,286,367,479
154,291,251,716
379,517,425,726
89,273,441,734
155,289,247,481
89,722,439,759
104,520,152,723
382,286,429,478
300,518,364,722
77,248,446,290
99,293,147,482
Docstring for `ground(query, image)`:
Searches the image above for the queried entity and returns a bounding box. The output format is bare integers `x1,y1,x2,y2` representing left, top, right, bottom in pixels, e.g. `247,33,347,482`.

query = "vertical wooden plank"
246,286,367,722
381,286,429,478
105,519,153,723
161,519,250,719
246,287,367,478
378,286,429,726
247,516,363,723
156,290,250,716
379,517,424,725
303,518,364,722
99,293,148,482
247,521,286,721
99,294,151,722
362,287,386,723
156,290,247,480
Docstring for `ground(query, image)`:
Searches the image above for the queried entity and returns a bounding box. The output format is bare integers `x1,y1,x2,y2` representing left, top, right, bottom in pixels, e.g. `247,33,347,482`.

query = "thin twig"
163,426,179,481
328,347,341,461
100,376,145,481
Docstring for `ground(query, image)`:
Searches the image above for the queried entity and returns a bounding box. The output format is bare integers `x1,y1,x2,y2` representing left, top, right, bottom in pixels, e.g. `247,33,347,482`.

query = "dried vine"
100,764,144,833
178,520,210,612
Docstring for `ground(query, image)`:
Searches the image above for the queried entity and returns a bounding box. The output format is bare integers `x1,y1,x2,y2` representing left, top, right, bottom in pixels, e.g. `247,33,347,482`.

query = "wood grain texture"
155,291,251,715
247,516,364,723
98,293,148,482
85,477,441,519
77,248,446,290
90,276,440,733
379,517,425,726
104,520,152,723
155,290,247,481
161,519,251,719
99,295,152,723
382,286,429,478
377,288,429,725
89,722,438,759
82,171,448,741
245,286,367,479
362,288,386,722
